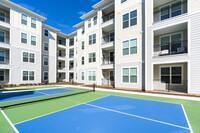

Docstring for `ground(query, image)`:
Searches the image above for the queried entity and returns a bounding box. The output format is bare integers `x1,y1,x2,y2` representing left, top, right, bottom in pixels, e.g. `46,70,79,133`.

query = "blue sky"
10,0,101,34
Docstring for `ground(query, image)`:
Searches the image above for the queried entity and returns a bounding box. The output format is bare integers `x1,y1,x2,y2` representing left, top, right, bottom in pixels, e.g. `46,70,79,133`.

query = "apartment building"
0,0,46,84
1,0,200,94
145,0,200,94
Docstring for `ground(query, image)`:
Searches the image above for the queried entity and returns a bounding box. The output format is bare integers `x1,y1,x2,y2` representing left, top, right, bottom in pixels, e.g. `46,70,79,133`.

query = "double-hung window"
130,68,137,83
21,33,27,44
82,41,85,50
29,53,35,63
121,0,127,3
0,51,5,62
130,39,137,54
82,57,85,65
29,71,34,81
0,70,4,81
88,19,91,28
21,14,27,25
171,1,182,17
89,34,96,45
0,11,6,22
0,31,5,43
89,52,96,63
161,6,170,20
130,10,137,26
44,29,49,37
23,71,28,81
123,13,129,29
23,52,28,62
93,16,97,25
89,35,92,45
89,71,96,81
31,18,36,28
43,42,49,51
43,57,49,66
82,72,84,80
82,27,85,34
44,72,48,81
123,40,129,55
123,67,137,83
31,36,36,46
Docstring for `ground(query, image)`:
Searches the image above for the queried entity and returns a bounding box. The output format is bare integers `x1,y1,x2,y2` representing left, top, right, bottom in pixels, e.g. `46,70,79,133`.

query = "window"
31,36,36,46
43,57,48,66
161,67,170,83
82,57,84,65
59,40,62,44
123,40,129,55
82,72,84,80
161,6,170,20
123,67,137,83
130,68,137,83
89,52,96,63
123,13,129,29
21,33,27,44
82,27,85,34
82,41,85,50
21,14,27,25
29,53,35,63
89,34,96,45
31,18,36,28
89,71,96,81
23,71,28,81
123,10,137,29
121,0,127,3
110,32,114,42
130,10,137,26
130,39,137,54
0,11,6,22
29,71,34,81
0,70,4,81
0,31,5,42
123,68,129,83
23,52,28,62
43,42,49,51
44,29,49,37
171,1,182,17
93,16,97,25
88,19,91,28
0,51,5,62
44,72,48,81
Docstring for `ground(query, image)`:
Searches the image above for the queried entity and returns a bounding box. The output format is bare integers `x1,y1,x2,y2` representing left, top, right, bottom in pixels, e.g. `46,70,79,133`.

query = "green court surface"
0,86,200,133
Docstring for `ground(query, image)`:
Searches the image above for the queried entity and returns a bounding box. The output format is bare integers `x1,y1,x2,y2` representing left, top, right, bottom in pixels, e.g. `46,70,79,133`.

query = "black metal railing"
57,52,66,57
69,54,74,58
154,40,187,56
69,66,74,70
58,42,66,46
154,0,187,23
102,57,115,65
0,36,10,44
102,12,114,23
0,15,10,23
102,78,114,87
57,65,65,69
69,78,74,82
69,42,74,46
57,78,65,82
102,35,114,44
153,79,188,93
0,56,9,64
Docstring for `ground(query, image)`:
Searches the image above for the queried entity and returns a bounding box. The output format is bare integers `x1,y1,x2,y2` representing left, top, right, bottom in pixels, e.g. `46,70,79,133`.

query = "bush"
3,84,9,87
9,84,16,87
33,83,37,86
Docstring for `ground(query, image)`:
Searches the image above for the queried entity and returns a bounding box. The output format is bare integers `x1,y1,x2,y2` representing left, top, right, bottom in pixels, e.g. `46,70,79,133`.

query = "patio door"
110,52,114,62
0,31,5,43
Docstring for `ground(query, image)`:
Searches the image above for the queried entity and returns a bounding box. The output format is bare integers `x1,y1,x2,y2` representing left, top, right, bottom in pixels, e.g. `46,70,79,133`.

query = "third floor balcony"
0,7,10,25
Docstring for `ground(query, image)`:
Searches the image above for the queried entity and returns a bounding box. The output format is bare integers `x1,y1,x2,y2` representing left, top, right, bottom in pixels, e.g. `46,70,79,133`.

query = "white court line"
35,91,50,95
181,104,193,133
14,95,109,125
85,103,190,131
0,109,19,133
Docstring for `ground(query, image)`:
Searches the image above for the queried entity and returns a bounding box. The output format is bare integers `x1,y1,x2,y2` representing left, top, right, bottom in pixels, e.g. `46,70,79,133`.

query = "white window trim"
0,50,6,63
122,8,138,30
159,64,184,85
43,41,49,52
43,56,49,66
0,10,6,22
121,66,139,84
29,53,35,63
88,70,96,81
22,51,29,63
31,35,37,46
0,69,5,82
21,70,35,82
43,28,49,37
121,37,139,56
82,71,85,81
0,30,6,43
21,32,28,44
43,71,49,81
31,17,37,29
21,13,28,25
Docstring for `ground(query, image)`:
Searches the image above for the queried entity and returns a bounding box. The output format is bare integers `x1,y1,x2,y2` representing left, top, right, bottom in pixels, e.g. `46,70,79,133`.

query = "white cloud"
78,11,86,16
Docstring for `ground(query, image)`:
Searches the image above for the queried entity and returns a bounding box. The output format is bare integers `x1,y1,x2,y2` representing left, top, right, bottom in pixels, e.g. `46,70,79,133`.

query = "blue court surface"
15,95,192,133
0,88,74,102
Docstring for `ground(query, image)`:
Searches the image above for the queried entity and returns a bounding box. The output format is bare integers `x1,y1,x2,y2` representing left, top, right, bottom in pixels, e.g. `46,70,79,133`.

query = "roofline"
68,30,77,37
92,0,113,10
73,21,84,28
3,0,47,22
42,24,60,32
57,32,68,38
80,10,97,20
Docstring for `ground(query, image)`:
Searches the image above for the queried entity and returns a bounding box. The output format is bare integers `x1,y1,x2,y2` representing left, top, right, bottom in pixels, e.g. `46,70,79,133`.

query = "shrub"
9,84,16,87
3,84,9,87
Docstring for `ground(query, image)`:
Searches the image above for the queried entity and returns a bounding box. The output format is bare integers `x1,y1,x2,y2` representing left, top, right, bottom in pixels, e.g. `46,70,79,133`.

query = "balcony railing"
57,52,66,57
0,56,9,64
102,35,114,44
57,65,65,69
102,12,114,23
154,79,187,93
69,54,74,58
69,66,74,70
57,78,65,82
69,42,74,46
154,0,187,23
0,15,10,24
58,42,66,46
102,57,114,65
154,40,187,57
0,36,10,44
102,78,114,87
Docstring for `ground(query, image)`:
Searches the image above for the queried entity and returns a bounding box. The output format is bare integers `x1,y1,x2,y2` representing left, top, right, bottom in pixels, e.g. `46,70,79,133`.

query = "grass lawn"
0,86,199,133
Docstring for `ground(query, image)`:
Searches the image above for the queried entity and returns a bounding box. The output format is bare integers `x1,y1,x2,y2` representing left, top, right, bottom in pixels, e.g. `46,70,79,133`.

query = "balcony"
154,40,188,57
102,12,114,24
0,35,10,45
0,69,9,84
102,57,114,65
102,78,114,87
0,8,10,25
69,42,74,47
69,66,74,71
57,65,66,70
0,56,9,64
69,54,74,59
57,52,66,57
101,34,114,50
154,0,187,23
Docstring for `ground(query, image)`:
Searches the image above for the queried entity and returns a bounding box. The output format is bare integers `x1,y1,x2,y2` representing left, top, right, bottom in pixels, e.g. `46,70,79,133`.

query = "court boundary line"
181,104,193,133
0,109,19,133
14,95,109,125
85,103,190,131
